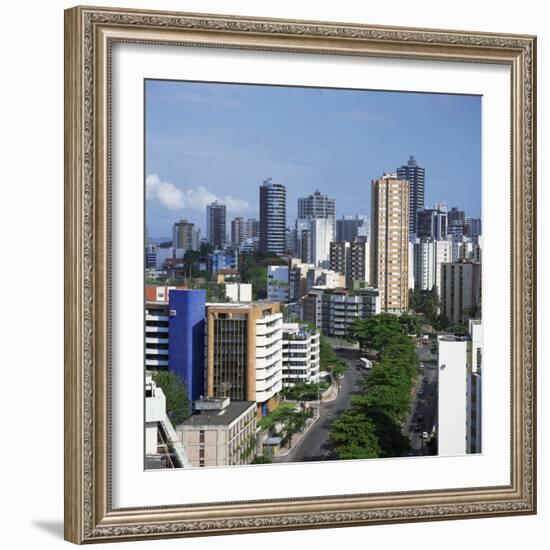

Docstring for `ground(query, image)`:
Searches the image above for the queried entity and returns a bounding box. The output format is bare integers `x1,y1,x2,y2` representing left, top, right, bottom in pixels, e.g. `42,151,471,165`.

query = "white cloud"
146,174,184,210
146,174,251,215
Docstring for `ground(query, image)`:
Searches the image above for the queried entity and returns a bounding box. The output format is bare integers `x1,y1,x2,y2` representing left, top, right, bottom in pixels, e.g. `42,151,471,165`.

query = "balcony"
145,358,169,367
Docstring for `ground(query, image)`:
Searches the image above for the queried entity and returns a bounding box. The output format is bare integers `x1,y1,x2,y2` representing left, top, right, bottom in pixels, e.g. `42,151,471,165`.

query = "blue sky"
145,79,481,239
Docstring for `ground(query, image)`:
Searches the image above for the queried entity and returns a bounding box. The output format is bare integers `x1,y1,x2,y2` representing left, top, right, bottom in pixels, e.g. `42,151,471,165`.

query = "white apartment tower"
281,324,321,386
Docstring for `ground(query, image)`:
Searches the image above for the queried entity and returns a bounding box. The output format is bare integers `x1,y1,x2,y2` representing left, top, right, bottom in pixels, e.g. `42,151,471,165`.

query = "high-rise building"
416,209,436,239
295,218,312,263
311,217,335,267
350,240,369,285
447,207,466,239
434,239,453,295
370,173,410,313
440,261,482,324
297,190,336,220
329,241,349,279
259,178,287,254
330,240,369,288
413,237,435,291
465,217,482,243
397,156,425,236
231,217,259,246
206,302,283,417
206,202,226,248
335,215,369,242
173,219,200,251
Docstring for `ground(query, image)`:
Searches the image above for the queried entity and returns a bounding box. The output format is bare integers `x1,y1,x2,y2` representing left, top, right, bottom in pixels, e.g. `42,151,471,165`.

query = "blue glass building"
168,289,206,402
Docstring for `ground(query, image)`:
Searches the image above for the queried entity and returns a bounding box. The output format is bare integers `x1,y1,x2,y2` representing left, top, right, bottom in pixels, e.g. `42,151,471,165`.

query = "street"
273,350,366,463
405,339,439,455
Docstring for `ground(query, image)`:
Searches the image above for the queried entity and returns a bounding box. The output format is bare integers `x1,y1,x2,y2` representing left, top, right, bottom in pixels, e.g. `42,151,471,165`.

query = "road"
405,339,439,455
274,350,366,463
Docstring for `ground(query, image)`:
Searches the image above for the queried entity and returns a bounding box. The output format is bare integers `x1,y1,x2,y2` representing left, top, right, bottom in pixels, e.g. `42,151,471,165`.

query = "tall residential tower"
259,178,287,254
370,173,410,313
206,201,227,248
397,155,425,236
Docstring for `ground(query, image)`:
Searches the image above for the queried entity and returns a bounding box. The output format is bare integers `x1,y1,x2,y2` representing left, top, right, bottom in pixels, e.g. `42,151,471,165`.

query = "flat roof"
178,401,255,428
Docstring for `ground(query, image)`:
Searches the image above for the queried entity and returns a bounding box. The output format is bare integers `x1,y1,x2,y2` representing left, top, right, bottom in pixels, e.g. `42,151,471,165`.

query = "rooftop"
178,401,256,428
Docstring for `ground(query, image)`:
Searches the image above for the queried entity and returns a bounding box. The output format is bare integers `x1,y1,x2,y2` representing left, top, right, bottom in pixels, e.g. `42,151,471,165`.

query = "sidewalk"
276,411,321,457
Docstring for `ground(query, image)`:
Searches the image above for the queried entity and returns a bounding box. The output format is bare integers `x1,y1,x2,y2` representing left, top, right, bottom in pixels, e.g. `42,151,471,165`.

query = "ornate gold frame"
64,5,537,544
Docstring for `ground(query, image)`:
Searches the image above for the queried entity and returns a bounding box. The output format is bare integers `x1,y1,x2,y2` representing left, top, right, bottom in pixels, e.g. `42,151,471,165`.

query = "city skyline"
145,80,481,239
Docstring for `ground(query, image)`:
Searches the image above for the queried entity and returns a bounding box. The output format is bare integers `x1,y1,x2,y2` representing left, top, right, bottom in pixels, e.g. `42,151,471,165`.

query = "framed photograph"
64,5,537,544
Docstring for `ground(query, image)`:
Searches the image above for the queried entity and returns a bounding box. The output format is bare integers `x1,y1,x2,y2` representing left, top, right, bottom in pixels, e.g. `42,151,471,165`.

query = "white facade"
306,267,343,292
255,312,284,404
467,320,483,453
225,282,252,302
413,238,435,291
144,303,169,369
408,241,415,290
267,265,290,302
282,323,321,386
437,336,469,456
311,217,335,267
438,320,483,456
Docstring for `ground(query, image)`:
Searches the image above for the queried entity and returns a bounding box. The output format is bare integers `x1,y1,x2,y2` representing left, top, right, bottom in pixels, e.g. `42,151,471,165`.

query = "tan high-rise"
370,173,410,313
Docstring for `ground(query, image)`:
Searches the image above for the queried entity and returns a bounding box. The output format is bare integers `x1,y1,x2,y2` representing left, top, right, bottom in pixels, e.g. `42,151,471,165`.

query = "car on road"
422,431,430,440
417,389,424,396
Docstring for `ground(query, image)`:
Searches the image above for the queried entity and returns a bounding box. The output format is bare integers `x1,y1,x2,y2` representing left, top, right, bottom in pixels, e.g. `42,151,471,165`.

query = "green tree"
409,287,441,325
330,410,381,459
350,314,404,353
151,370,191,426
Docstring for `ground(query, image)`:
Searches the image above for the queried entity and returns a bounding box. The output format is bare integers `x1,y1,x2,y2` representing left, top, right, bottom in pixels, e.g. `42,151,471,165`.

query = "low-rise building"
177,398,257,467
225,282,252,302
282,323,320,386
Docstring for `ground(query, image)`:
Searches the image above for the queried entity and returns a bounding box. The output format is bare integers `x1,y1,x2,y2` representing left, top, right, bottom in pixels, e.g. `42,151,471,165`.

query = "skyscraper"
440,261,482,324
231,217,259,246
413,237,435,291
370,173,410,313
297,190,336,220
206,201,226,248
447,207,466,238
172,219,200,250
310,217,335,267
336,214,369,242
397,155,425,236
259,178,287,254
